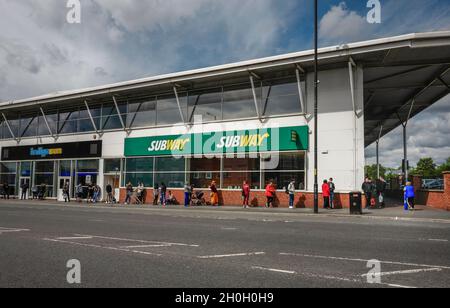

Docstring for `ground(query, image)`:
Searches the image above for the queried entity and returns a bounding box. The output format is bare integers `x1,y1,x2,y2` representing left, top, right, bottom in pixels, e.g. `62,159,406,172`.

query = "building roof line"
1,31,450,109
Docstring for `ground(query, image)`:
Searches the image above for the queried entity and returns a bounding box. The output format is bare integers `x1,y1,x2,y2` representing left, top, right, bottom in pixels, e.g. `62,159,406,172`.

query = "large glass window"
188,88,222,122
0,162,17,194
157,95,187,125
59,160,72,177
20,115,38,137
262,79,301,116
20,162,32,177
128,100,156,128
222,84,258,120
38,112,58,136
124,158,153,187
34,161,55,197
261,152,306,190
76,160,99,186
155,157,185,172
104,159,121,174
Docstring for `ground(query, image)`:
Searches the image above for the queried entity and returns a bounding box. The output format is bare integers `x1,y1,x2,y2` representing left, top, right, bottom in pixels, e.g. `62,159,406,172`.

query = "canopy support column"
249,74,262,121
1,113,18,143
376,125,383,179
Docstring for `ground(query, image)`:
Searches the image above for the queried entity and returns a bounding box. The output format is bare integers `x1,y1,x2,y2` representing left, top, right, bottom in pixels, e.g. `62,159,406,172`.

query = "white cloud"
319,2,367,45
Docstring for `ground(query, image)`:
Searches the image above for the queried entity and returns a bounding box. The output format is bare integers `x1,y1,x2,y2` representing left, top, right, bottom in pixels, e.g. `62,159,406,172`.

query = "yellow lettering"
258,133,270,146
249,135,258,147
240,135,250,147
167,140,175,151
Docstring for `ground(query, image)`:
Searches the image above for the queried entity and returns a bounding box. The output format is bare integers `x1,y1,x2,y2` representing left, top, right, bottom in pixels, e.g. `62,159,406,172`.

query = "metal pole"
313,0,319,214
403,125,408,184
376,141,380,179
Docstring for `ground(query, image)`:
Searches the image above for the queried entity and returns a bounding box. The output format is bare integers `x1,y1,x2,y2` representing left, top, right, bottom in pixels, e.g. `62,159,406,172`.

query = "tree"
413,158,438,178
437,157,450,174
365,164,386,180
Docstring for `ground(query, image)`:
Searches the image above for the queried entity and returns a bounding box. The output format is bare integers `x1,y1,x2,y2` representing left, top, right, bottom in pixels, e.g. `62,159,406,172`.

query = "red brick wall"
119,188,360,209
444,172,450,211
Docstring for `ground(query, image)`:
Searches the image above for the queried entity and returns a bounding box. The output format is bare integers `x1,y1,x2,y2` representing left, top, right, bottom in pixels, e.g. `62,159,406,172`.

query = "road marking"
279,253,450,270
0,227,30,234
120,244,172,248
383,283,417,289
56,236,93,240
198,252,265,259
252,266,296,274
221,227,238,230
362,267,442,277
43,238,162,257
73,234,199,247
427,239,448,242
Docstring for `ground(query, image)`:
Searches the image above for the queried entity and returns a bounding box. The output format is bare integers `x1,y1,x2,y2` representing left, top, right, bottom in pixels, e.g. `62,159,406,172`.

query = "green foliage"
365,164,386,180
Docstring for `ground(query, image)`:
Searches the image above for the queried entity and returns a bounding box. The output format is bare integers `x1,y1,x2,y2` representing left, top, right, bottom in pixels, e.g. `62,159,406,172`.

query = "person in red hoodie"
265,181,276,208
242,181,251,209
322,179,330,209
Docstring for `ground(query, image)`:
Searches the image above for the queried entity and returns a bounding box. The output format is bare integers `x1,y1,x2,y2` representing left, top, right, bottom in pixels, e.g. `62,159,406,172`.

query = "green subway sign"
124,126,309,157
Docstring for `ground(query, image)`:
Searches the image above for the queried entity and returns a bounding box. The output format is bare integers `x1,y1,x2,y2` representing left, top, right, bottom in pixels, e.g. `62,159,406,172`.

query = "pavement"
0,199,449,288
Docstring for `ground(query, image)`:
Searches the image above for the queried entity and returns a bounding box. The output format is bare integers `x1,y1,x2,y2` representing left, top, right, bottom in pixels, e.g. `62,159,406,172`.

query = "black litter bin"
349,192,362,215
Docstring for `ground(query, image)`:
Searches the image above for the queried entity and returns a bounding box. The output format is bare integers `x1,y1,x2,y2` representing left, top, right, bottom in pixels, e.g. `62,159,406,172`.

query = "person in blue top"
404,182,415,211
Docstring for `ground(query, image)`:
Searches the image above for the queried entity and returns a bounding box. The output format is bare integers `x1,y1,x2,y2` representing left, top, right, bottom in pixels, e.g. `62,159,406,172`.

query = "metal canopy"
1,31,450,147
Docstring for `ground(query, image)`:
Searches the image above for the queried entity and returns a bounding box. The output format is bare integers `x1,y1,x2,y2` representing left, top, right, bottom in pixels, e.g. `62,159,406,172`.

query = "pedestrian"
265,181,276,208
362,177,373,209
105,183,113,204
167,191,176,205
2,182,9,199
184,182,191,207
160,182,167,206
404,181,415,211
39,183,46,200
288,180,296,209
76,183,83,202
63,182,70,203
137,182,144,204
209,180,219,206
87,183,94,203
376,177,387,208
328,178,335,209
21,181,29,200
242,181,250,208
153,183,159,205
93,184,101,203
322,179,330,209
124,182,133,205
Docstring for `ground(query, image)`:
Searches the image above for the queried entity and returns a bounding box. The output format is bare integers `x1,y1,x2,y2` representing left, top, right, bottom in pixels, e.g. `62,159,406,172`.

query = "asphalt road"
0,200,449,288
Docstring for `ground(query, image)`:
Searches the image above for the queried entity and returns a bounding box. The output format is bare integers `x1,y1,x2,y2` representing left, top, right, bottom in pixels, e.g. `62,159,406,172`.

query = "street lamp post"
313,0,319,214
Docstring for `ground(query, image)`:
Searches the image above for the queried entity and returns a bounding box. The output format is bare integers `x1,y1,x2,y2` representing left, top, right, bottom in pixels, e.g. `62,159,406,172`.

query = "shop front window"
60,160,72,177
34,161,55,197
189,172,221,189
76,160,99,186
0,162,17,194
20,162,32,177
104,159,121,174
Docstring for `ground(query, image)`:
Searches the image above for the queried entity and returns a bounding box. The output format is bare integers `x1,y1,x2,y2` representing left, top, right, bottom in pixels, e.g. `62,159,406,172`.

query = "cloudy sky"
0,0,449,167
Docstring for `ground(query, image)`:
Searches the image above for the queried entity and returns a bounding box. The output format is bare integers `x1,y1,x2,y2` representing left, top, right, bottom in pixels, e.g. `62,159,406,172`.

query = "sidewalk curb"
1,200,450,224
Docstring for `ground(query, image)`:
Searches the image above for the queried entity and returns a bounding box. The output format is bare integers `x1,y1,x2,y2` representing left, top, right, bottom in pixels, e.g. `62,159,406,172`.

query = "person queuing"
242,181,250,209
105,183,113,204
76,183,83,202
209,181,219,206
322,179,330,209
265,181,276,208
328,178,335,209
288,180,296,209
124,182,133,205
404,181,415,211
153,183,159,205
63,182,70,203
160,182,167,206
184,182,192,207
376,177,387,208
21,181,29,200
362,177,375,209
2,183,9,199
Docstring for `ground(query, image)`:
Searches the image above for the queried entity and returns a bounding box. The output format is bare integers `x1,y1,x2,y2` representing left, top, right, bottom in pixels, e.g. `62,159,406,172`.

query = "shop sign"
125,126,308,157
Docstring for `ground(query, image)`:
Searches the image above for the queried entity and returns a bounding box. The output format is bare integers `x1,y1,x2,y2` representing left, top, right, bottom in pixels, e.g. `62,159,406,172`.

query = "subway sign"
1,141,102,161
125,126,308,157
